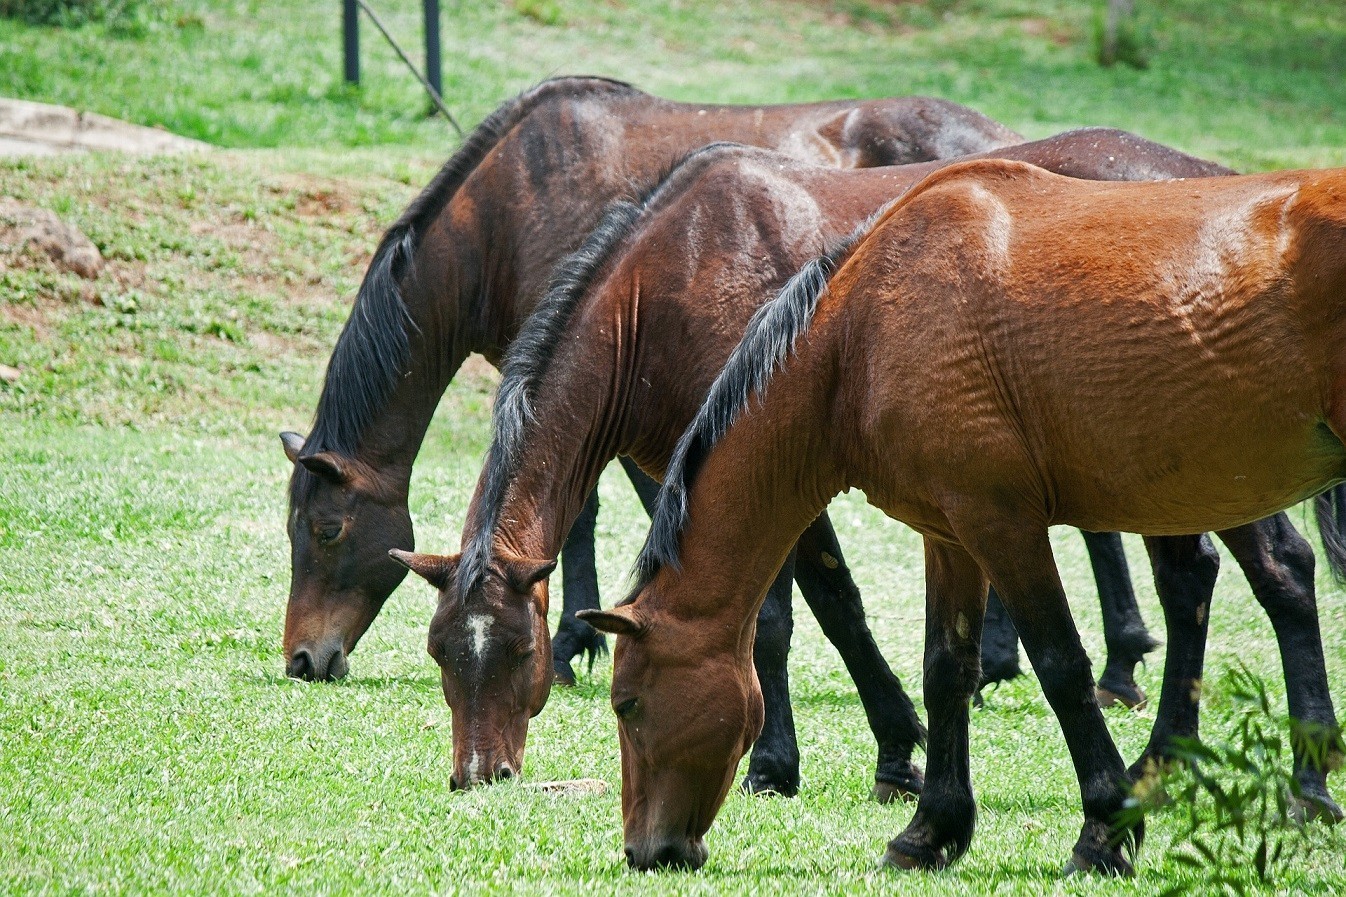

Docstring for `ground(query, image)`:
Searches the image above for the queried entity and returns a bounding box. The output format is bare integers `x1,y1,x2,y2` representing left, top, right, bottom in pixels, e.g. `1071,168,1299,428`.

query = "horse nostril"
495,764,514,781
624,847,637,868
286,650,315,681
449,775,461,791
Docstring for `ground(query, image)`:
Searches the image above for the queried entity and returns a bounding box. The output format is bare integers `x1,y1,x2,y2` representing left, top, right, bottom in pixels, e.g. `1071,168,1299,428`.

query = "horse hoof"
1291,791,1345,825
882,841,948,871
871,781,918,805
552,660,577,687
1096,683,1146,710
1064,849,1134,878
872,762,923,803
740,773,798,798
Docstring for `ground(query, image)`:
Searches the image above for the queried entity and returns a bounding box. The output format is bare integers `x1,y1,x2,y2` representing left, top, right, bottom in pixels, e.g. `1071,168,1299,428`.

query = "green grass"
2,1,1345,169
2,0,1346,892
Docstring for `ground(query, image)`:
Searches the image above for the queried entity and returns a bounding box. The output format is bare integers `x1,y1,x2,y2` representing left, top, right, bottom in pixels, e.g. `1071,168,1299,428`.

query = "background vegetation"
2,1,1344,892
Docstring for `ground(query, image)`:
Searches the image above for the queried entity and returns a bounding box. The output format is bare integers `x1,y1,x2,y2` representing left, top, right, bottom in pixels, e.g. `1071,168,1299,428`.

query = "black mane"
629,205,893,594
294,77,639,488
459,142,758,593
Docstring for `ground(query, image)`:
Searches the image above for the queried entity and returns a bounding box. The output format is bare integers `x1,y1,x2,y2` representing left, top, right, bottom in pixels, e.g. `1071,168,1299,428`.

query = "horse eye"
316,524,343,543
512,647,535,668
614,698,638,718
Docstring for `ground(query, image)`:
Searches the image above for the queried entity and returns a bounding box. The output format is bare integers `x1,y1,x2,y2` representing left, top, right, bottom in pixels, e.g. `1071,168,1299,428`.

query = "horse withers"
584,161,1346,873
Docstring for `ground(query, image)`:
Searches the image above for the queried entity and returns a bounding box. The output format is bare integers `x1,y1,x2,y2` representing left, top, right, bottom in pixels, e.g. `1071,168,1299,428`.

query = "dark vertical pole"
423,0,442,110
343,0,360,85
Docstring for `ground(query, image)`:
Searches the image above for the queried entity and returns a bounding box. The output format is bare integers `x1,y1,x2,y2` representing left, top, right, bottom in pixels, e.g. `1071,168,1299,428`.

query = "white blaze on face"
468,751,481,784
466,614,493,659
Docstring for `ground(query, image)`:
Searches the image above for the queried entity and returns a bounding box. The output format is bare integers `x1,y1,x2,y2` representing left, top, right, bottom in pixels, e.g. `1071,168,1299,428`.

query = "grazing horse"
582,161,1346,874
391,134,1339,809
278,75,1023,685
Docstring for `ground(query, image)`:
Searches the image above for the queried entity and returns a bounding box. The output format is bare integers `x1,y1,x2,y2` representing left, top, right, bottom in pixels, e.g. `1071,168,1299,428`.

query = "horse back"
828,161,1346,533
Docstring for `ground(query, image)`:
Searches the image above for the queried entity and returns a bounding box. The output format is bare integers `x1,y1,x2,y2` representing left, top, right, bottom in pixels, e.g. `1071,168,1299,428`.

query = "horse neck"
478,298,640,565
649,350,844,635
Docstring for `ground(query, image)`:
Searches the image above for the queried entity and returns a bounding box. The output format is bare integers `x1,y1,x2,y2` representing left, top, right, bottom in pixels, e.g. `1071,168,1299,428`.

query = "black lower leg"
1133,534,1219,780
886,540,983,871
978,587,1021,692
552,487,605,685
793,514,925,800
1081,530,1157,708
975,527,1137,875
744,551,801,796
1219,515,1343,822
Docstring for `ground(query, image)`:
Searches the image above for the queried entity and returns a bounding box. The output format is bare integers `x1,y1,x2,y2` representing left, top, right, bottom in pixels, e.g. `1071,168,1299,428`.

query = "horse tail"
1314,486,1346,583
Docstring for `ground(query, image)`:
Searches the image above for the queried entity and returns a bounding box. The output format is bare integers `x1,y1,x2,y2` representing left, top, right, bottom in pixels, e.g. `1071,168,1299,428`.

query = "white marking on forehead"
467,614,493,659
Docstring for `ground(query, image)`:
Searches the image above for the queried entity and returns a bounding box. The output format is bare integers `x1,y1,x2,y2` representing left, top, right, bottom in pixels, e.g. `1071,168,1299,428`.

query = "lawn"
2,0,1345,893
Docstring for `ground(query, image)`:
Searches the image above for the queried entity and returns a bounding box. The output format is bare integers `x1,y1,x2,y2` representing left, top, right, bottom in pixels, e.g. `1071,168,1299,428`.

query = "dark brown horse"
279,76,1022,685
583,161,1346,873
391,135,1338,810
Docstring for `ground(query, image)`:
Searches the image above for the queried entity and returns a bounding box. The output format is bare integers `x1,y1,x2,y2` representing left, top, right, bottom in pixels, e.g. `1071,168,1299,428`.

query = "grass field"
2,0,1346,893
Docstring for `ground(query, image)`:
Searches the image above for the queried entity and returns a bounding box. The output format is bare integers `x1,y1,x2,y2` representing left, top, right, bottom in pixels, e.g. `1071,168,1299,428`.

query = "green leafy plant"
1121,665,1343,896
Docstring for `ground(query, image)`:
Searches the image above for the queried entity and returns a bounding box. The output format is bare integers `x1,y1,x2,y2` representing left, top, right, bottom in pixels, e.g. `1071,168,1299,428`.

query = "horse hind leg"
551,487,605,685
793,512,926,803
742,549,802,797
1218,515,1344,823
1130,533,1220,781
975,587,1022,705
884,538,986,871
1082,530,1158,709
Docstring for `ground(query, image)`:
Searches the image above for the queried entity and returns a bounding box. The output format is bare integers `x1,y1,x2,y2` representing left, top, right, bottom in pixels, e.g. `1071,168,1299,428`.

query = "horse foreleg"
1218,514,1343,822
1130,534,1219,780
968,524,1137,875
743,549,802,797
1083,530,1158,709
551,487,605,685
794,513,926,802
617,455,662,512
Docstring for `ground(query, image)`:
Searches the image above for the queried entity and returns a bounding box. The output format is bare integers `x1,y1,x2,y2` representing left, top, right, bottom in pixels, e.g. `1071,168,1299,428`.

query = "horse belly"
1052,420,1346,535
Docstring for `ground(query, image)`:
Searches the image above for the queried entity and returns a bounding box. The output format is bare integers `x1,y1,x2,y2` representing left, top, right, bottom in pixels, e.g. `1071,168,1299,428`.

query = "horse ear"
389,549,460,591
298,450,349,483
280,431,306,464
577,605,645,637
498,553,558,594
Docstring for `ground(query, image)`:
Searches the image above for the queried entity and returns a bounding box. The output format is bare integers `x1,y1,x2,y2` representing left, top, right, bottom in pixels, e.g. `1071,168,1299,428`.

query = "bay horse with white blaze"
585,161,1346,873
279,76,1021,687
394,134,1339,811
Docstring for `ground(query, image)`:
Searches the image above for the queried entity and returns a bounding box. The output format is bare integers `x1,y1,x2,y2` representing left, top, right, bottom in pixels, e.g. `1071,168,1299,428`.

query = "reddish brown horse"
279,76,1021,684
391,135,1338,810
584,161,1346,873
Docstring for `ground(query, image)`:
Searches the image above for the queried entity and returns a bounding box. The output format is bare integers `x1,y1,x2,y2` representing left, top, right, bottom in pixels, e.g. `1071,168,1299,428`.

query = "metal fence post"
423,0,442,104
343,0,360,84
